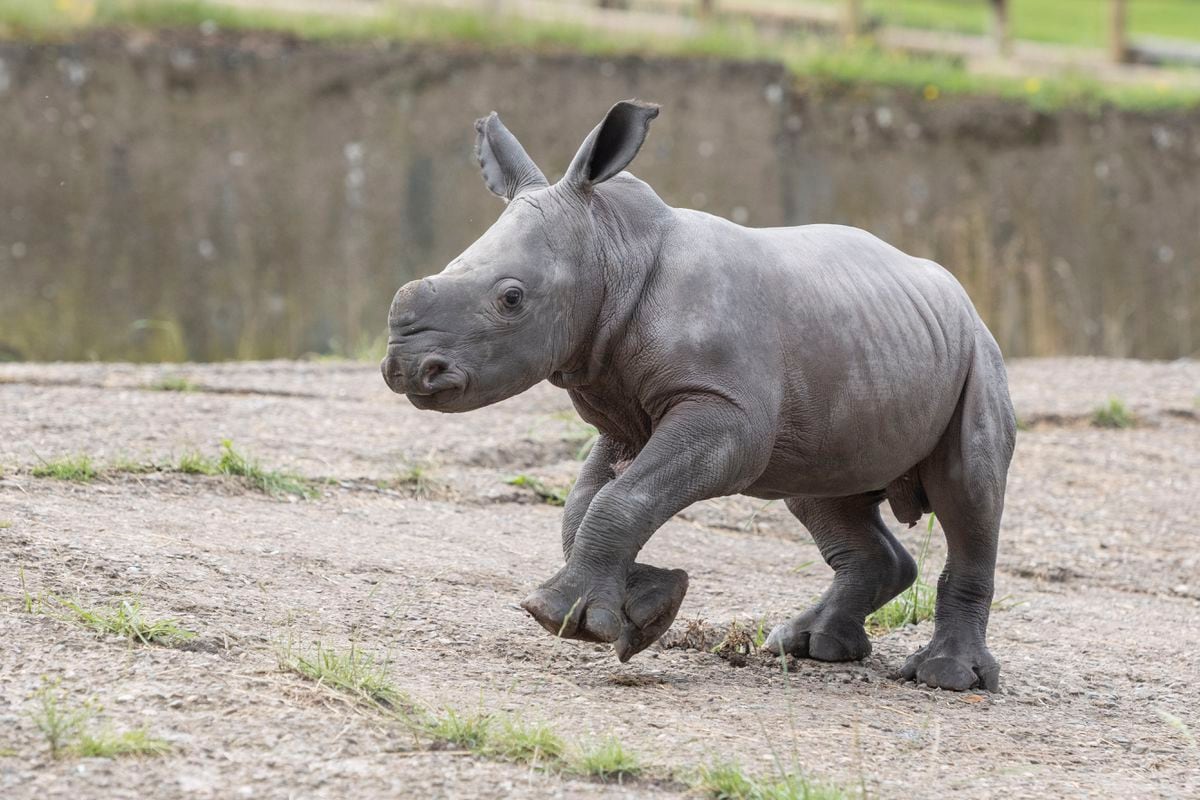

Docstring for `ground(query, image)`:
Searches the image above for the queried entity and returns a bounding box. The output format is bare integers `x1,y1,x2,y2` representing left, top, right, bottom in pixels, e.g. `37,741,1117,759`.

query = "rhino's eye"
501,287,524,309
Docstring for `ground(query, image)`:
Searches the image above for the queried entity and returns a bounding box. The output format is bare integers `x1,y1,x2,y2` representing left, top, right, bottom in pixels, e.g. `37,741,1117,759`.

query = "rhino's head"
382,100,659,412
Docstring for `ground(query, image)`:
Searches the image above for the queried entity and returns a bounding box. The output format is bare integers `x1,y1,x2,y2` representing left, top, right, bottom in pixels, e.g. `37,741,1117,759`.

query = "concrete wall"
0,31,1196,360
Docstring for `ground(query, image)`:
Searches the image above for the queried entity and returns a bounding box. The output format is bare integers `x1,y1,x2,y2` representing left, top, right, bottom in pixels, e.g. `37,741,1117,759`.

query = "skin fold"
381,100,1017,691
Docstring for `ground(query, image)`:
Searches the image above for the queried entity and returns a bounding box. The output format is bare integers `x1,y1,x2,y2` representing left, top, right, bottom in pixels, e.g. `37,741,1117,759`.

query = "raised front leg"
555,435,688,658
521,399,764,661
560,434,625,560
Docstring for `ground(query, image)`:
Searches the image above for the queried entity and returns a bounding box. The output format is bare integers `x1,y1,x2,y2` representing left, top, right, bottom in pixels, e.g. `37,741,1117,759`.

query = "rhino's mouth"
407,384,467,411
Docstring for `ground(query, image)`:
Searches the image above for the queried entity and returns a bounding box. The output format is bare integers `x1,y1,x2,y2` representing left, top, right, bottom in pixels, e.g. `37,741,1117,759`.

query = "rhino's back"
653,213,989,496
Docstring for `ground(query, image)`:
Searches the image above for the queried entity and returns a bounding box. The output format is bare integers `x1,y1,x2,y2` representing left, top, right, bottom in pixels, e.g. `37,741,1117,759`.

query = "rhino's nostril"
417,355,455,394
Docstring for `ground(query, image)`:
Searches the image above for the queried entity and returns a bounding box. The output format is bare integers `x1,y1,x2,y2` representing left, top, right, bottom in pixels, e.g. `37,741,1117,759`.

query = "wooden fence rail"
583,0,1139,64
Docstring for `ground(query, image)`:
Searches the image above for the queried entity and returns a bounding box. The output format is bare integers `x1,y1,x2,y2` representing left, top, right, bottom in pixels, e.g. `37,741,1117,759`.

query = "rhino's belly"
743,432,940,500
741,371,965,500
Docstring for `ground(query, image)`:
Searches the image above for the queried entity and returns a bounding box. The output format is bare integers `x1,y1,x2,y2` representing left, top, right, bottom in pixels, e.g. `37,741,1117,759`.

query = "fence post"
989,0,1011,56
1109,0,1128,63
843,0,862,41
697,0,715,19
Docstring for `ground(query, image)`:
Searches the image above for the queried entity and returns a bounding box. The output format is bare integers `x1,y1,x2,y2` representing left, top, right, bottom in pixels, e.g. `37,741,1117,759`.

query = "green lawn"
813,0,1200,47
1,0,1198,110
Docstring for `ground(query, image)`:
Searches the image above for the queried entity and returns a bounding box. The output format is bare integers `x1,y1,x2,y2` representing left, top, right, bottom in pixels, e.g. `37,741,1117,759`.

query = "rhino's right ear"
563,99,659,194
474,112,549,203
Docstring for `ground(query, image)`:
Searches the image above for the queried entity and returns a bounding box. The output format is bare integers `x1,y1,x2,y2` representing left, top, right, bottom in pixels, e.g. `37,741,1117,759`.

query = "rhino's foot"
900,635,999,692
762,605,871,662
520,563,688,662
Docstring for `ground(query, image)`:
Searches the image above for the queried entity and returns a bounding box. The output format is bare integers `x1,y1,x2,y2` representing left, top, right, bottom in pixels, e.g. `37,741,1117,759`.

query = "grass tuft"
693,759,849,799
177,450,218,475
571,735,642,782
176,441,315,497
55,596,196,646
279,641,408,711
1092,396,1135,429
485,716,565,764
31,455,98,482
27,678,170,760
391,460,449,500
77,727,173,758
216,439,315,498
424,708,566,766
147,376,197,392
0,519,11,529
110,456,159,474
29,678,95,759
428,707,493,751
506,474,572,506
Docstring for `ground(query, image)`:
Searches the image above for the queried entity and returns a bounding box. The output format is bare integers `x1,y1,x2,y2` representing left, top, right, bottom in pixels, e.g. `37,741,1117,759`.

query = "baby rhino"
382,101,1016,691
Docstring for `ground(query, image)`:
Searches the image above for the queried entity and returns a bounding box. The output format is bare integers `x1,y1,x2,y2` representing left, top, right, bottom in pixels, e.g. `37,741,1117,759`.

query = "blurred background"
0,0,1197,363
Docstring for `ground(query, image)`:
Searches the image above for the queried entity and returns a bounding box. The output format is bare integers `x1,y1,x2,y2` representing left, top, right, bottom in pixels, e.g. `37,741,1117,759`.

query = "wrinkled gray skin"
382,100,1016,691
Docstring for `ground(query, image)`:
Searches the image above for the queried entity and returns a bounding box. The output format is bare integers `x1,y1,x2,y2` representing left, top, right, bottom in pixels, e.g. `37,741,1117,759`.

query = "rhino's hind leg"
764,494,916,662
900,340,1015,692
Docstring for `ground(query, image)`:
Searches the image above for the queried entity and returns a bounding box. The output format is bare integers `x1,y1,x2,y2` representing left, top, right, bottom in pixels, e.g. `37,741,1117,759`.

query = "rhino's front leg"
521,400,763,661
560,434,687,655
559,433,627,560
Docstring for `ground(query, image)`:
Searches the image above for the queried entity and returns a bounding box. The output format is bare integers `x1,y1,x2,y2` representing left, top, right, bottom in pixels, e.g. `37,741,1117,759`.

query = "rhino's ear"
474,112,549,203
563,100,659,194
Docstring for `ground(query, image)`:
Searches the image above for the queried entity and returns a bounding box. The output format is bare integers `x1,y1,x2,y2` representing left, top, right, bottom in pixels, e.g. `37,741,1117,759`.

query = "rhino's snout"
381,349,465,399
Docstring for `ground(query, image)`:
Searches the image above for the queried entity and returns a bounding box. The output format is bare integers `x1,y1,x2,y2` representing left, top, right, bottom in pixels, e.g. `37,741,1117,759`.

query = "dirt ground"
1,358,1198,799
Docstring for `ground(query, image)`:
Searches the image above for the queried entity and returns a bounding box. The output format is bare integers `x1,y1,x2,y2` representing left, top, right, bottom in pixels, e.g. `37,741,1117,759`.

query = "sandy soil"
1,358,1198,799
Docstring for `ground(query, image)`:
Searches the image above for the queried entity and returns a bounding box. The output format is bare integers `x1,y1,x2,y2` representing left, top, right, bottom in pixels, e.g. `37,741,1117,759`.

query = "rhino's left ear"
563,100,659,194
474,112,549,203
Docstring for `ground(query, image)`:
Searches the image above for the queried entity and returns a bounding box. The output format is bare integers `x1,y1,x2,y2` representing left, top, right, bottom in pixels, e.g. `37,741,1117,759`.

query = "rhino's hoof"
520,563,688,661
763,608,871,662
520,568,622,644
900,639,1000,692
614,564,689,662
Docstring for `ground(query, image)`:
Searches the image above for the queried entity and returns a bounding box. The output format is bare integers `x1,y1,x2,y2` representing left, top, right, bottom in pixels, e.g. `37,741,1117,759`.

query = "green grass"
110,456,159,474
77,727,172,758
425,708,566,766
216,439,315,498
1092,396,1136,429
486,716,566,764
693,760,849,800
0,0,1197,110
506,474,572,506
391,461,448,500
1158,709,1197,749
0,520,11,529
31,455,98,482
55,596,196,646
549,411,601,460
177,450,218,475
146,375,197,392
279,642,409,711
27,678,170,759
427,708,493,751
812,0,1200,48
176,440,315,497
866,514,937,634
571,735,642,782
28,678,95,759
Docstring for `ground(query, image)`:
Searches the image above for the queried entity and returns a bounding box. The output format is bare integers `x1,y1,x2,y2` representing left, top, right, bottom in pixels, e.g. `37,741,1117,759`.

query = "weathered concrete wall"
0,31,1196,360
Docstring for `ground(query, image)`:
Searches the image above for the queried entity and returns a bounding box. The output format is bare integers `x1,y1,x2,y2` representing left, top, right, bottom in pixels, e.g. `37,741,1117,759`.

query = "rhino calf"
382,101,1016,691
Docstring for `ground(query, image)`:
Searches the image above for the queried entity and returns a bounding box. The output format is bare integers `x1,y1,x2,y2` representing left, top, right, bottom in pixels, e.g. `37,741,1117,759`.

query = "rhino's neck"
551,174,674,394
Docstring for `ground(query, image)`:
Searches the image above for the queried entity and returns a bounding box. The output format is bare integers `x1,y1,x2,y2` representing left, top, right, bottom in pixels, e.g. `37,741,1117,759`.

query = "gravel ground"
0,358,1197,799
